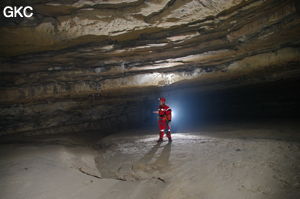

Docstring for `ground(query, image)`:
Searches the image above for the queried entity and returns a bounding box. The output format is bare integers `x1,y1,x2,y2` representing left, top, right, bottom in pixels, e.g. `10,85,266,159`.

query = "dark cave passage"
142,77,300,133
1,0,300,199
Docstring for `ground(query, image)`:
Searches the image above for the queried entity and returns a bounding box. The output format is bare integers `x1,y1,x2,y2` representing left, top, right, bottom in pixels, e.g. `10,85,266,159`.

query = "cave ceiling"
0,0,300,103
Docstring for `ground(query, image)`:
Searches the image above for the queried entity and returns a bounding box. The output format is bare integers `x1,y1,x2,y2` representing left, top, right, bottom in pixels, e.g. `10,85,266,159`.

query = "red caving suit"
158,104,172,139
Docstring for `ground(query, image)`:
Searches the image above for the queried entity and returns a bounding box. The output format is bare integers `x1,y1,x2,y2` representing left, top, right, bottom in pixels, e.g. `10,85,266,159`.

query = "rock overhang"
0,0,300,135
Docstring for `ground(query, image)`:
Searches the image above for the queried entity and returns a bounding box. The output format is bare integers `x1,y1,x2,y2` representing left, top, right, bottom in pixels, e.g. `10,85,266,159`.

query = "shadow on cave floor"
0,120,299,199
133,142,172,174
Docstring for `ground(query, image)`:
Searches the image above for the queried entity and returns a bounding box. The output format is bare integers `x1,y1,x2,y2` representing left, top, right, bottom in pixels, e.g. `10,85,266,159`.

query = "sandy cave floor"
0,122,300,199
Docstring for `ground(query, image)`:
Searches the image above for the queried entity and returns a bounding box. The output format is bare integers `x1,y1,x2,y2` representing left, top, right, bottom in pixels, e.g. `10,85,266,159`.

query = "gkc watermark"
2,6,33,18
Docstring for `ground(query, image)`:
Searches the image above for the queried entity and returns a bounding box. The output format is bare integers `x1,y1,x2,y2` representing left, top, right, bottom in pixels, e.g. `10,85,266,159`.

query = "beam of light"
164,98,183,133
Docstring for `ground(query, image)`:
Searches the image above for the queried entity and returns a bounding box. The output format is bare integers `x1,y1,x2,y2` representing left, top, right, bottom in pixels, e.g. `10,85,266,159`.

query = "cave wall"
0,0,300,136
0,95,158,136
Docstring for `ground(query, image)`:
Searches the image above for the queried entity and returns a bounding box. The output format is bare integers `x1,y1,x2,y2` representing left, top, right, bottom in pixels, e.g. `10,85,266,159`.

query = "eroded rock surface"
0,0,300,135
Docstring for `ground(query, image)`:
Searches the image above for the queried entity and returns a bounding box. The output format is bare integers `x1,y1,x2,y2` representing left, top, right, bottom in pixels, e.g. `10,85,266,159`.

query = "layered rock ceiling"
1,0,300,136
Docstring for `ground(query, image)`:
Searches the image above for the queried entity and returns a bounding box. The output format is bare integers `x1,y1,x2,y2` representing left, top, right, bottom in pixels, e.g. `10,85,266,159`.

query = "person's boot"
157,138,163,143
168,137,172,142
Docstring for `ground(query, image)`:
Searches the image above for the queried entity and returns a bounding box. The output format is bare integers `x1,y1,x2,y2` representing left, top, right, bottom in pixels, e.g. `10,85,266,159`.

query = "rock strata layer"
0,0,300,135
